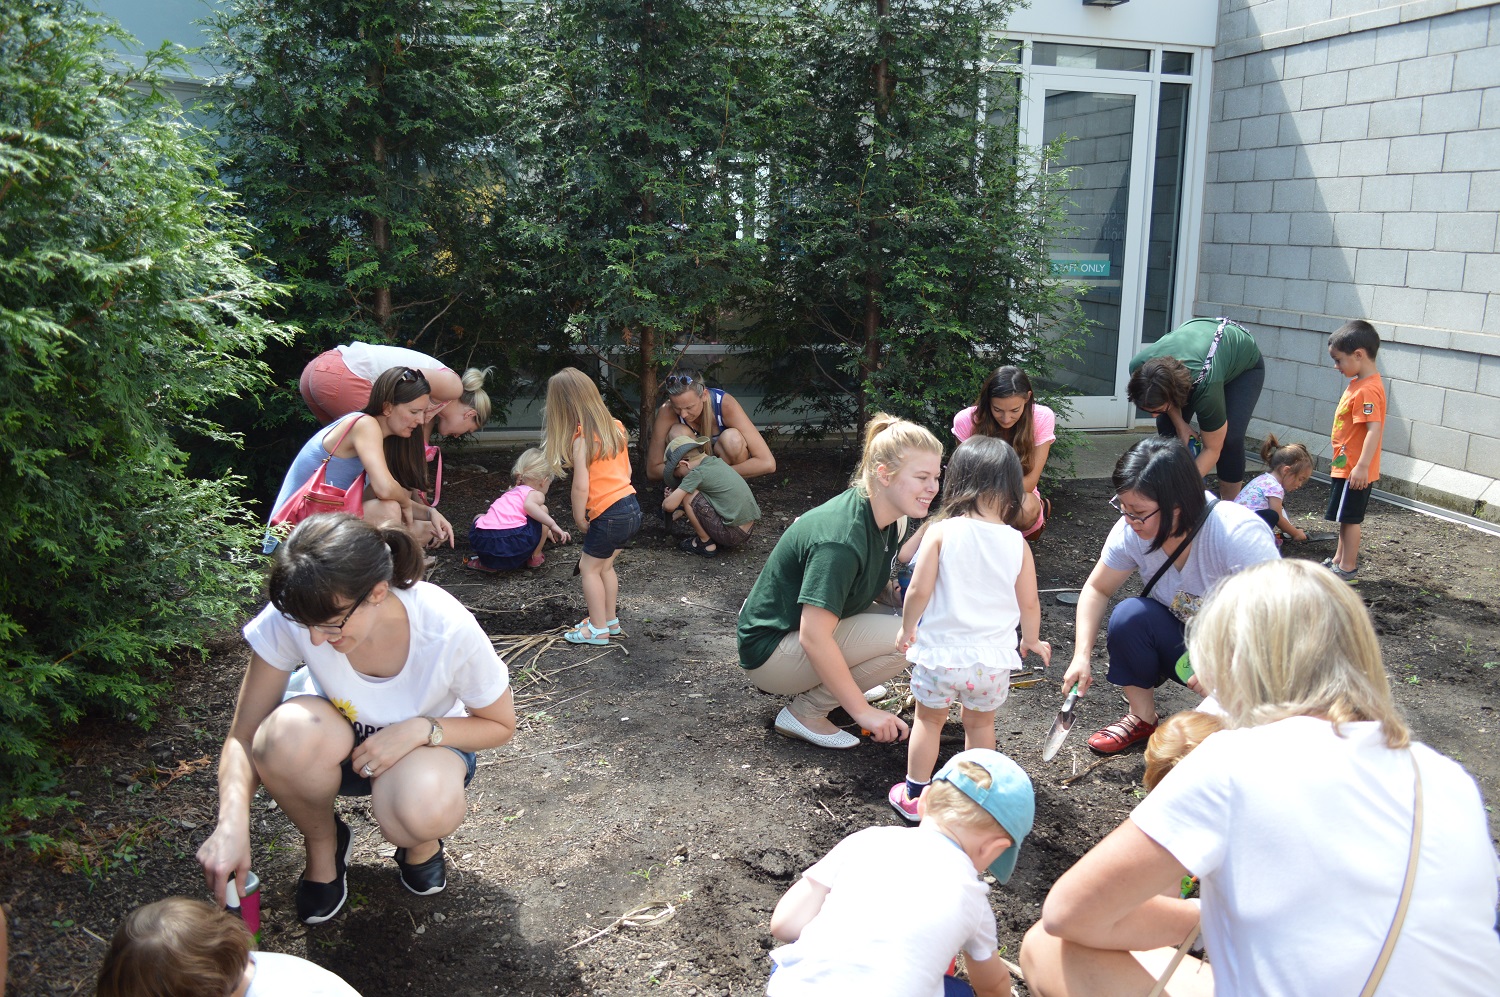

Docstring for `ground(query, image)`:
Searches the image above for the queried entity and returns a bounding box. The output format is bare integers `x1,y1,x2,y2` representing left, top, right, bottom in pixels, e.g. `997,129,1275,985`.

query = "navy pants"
1104,597,1187,690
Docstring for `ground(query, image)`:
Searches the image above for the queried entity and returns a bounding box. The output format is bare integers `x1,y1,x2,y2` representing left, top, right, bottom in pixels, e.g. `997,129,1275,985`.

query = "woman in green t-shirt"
1127,318,1264,500
735,415,943,750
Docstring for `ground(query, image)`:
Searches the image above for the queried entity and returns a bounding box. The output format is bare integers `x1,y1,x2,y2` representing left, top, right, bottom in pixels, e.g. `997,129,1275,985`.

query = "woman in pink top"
952,367,1056,537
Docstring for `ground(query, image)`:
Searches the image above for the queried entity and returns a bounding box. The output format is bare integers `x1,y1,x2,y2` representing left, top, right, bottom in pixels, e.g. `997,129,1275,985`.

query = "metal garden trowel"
1041,684,1081,762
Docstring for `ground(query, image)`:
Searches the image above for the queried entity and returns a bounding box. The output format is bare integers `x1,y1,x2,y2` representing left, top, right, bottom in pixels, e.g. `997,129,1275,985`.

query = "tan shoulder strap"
1358,750,1424,997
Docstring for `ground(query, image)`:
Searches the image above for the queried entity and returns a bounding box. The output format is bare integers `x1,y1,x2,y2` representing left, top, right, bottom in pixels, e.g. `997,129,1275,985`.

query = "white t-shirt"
1100,495,1278,621
246,952,363,996
243,582,509,741
906,517,1025,672
768,826,998,997
337,342,450,383
1133,716,1500,997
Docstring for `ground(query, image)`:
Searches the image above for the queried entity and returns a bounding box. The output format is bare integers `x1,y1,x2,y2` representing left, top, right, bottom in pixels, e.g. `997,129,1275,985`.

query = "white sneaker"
773,707,859,749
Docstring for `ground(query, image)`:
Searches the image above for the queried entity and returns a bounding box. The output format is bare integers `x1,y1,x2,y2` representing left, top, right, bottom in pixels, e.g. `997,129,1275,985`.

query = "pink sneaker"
887,783,920,824
527,552,545,568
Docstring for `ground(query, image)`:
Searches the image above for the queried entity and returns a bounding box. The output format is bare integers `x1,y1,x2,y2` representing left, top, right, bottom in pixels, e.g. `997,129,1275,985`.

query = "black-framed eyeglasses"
285,589,372,636
1109,493,1161,526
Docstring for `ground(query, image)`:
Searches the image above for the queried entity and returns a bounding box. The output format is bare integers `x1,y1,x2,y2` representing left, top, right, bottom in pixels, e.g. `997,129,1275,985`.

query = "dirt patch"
4,444,1497,996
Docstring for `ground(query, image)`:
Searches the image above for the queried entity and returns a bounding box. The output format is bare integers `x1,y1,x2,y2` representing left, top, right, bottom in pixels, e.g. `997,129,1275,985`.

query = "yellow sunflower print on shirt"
330,698,357,724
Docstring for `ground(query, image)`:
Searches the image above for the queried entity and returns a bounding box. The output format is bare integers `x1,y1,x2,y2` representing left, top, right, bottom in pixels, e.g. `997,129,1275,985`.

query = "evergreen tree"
204,0,514,492
0,0,293,819
756,0,1086,430
490,0,784,448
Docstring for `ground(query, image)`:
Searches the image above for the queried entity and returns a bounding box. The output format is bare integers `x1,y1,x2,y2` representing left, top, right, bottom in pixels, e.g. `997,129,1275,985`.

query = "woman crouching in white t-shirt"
197,514,516,926
1021,559,1500,997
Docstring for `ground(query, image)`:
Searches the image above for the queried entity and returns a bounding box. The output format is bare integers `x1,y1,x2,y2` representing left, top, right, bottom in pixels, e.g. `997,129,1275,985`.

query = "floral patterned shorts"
909,660,1014,713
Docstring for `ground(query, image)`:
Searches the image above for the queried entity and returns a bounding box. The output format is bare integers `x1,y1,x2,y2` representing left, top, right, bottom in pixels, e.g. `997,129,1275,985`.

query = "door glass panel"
1043,90,1136,397
1141,82,1190,344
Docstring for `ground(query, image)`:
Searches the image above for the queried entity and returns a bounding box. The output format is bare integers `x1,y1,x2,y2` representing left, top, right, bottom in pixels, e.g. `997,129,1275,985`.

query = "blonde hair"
511,447,551,487
97,897,249,997
460,366,494,428
850,413,943,499
1143,711,1225,792
1188,559,1409,748
541,368,627,477
922,761,1003,835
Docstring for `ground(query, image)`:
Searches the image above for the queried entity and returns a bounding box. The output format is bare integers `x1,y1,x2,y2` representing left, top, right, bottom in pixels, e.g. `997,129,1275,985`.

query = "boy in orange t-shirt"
1324,320,1385,582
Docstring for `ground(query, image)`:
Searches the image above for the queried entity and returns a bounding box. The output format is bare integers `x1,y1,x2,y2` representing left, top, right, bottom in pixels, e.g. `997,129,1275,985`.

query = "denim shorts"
338,746,476,797
583,495,642,558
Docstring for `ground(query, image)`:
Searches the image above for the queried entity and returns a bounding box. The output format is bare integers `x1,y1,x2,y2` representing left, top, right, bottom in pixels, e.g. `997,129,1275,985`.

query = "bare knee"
363,498,402,528
716,428,748,464
252,699,351,780
1019,921,1059,997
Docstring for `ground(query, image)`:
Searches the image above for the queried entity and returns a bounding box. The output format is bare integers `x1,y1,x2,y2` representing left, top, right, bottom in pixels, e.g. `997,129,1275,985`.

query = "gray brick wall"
1201,0,1500,519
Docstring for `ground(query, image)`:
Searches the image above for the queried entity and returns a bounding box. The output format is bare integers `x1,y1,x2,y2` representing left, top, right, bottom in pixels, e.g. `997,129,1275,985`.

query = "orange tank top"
576,421,635,518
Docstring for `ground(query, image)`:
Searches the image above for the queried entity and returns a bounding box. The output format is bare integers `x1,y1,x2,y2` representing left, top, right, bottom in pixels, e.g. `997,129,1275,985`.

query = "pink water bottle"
225,871,262,945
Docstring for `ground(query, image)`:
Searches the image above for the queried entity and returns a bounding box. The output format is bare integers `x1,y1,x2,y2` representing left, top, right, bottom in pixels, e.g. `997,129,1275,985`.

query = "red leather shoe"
1086,713,1157,755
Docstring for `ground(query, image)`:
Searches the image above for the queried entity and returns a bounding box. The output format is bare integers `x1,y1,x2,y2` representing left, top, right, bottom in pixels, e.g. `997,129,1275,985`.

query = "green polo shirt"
736,488,899,669
1129,318,1262,432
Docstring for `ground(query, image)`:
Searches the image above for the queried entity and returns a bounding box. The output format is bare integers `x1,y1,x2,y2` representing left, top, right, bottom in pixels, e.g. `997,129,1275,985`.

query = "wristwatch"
424,716,444,746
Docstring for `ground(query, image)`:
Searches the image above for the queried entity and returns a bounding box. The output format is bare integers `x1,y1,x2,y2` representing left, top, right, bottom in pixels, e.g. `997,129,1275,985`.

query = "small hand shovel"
1041,684,1080,762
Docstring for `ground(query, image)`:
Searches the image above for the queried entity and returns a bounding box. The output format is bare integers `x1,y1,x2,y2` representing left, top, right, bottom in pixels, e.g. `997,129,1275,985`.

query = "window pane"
1140,83,1190,344
1032,42,1150,73
1161,51,1193,76
987,38,1022,64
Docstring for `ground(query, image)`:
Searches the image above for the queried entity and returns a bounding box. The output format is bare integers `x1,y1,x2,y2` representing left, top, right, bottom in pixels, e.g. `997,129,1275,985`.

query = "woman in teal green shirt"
1128,318,1264,500
736,415,942,750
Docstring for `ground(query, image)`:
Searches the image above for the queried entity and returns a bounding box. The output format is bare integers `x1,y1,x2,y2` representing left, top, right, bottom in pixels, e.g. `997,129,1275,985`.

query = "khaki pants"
747,606,908,718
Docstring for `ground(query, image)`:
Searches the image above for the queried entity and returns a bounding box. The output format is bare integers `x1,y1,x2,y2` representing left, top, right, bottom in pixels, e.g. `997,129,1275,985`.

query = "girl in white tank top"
887,436,1052,822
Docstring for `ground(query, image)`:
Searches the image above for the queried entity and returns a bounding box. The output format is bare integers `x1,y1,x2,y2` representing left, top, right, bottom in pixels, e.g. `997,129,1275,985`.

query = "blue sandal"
575,617,621,637
564,621,611,646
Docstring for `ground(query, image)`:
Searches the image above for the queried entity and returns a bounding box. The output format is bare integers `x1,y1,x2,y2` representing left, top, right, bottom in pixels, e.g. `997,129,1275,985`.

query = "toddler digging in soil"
465,448,570,573
1233,435,1313,544
768,750,1033,997
889,436,1050,822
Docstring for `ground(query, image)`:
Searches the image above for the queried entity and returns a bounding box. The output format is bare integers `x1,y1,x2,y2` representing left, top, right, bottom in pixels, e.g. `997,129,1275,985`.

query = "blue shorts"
338,746,477,797
1325,477,1371,525
469,519,543,571
583,495,642,558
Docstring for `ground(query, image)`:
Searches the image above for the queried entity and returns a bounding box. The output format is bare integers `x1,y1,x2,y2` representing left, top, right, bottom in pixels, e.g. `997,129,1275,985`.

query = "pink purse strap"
321,414,364,465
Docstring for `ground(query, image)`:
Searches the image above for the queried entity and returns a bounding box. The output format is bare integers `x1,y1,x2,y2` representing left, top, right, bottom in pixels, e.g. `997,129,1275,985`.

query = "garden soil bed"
4,443,1498,996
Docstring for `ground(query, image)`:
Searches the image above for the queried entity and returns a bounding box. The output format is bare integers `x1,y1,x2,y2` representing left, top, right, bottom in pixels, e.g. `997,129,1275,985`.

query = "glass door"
1025,76,1153,429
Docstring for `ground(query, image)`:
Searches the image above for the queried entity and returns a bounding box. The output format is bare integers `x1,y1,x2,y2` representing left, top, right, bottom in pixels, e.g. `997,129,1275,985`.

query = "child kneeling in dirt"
662,434,760,557
766,749,1032,997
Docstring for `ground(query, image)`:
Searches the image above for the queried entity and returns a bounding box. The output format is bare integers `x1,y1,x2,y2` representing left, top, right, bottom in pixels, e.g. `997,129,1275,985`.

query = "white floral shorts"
909,660,1013,713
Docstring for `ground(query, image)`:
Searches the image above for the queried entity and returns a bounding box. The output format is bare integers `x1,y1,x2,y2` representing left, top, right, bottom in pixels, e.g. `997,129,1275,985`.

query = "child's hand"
552,527,571,545
1349,466,1370,489
1290,526,1308,542
896,625,918,652
1021,637,1052,668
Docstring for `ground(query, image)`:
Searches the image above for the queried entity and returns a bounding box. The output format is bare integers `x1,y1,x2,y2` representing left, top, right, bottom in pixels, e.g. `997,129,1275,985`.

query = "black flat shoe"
393,840,447,896
296,816,352,925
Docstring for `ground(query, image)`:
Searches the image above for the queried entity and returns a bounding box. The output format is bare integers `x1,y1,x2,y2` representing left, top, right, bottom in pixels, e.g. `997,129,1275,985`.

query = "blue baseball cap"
933,749,1035,884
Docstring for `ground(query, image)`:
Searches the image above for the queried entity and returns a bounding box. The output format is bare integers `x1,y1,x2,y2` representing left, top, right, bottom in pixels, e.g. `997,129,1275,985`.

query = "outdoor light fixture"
1082,0,1130,7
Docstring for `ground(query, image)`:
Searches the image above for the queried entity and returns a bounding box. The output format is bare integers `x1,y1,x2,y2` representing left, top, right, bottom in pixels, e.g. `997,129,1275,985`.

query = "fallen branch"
1062,755,1118,786
563,901,677,952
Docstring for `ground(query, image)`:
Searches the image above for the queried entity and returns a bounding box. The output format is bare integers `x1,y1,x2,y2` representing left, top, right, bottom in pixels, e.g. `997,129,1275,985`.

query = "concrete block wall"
1202,0,1500,520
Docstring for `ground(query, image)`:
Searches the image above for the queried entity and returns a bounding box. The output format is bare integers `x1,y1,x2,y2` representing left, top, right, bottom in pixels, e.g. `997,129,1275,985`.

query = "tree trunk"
637,186,659,475
858,0,892,427
369,59,392,331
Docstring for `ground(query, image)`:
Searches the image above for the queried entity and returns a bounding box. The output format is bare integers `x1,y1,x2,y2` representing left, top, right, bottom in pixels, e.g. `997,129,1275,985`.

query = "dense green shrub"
0,1,293,830
751,0,1087,436
203,0,516,498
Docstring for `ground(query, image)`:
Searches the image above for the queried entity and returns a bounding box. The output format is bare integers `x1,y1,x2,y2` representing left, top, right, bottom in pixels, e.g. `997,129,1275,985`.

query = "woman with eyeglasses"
1059,437,1277,755
266,367,456,551
197,513,517,926
645,371,775,486
299,342,494,440
1127,318,1264,501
